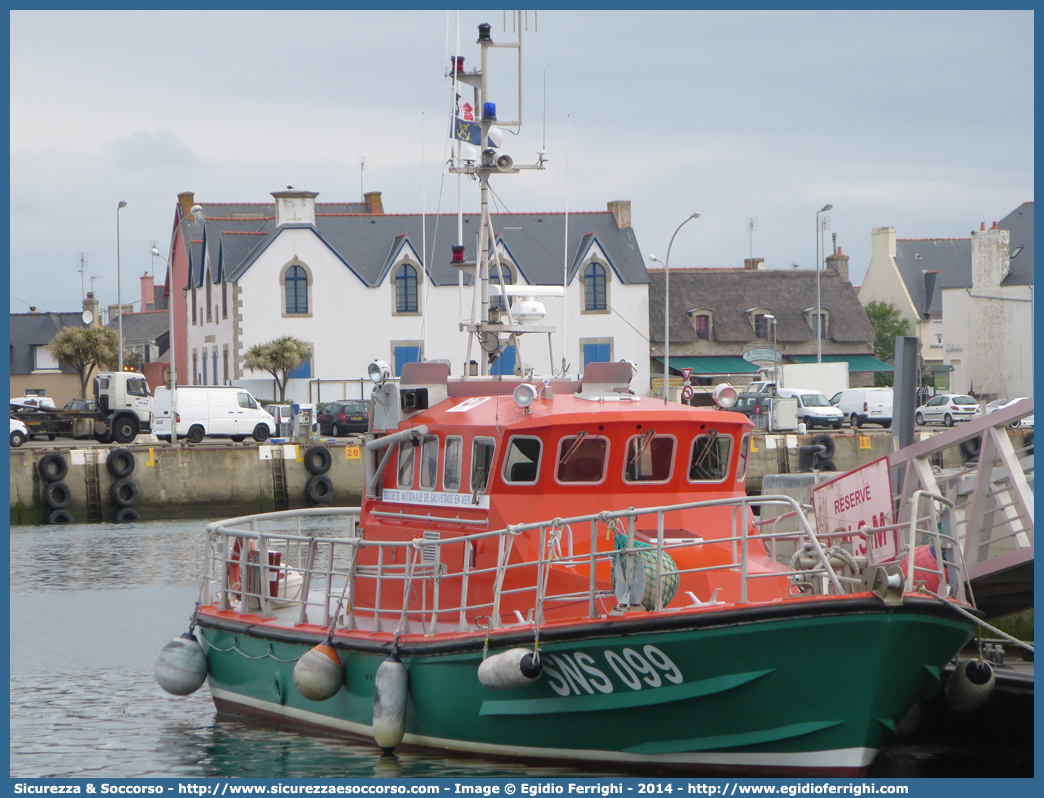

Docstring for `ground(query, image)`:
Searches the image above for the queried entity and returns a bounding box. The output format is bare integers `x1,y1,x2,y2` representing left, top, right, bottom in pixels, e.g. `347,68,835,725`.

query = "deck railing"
203,493,971,638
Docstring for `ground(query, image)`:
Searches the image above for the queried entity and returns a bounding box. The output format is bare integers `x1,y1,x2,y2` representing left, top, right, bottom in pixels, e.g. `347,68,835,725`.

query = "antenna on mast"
746,217,757,261
77,252,89,299
358,157,368,201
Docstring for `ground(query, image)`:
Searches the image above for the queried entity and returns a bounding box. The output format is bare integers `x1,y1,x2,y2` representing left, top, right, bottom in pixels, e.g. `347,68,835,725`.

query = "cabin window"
736,433,751,481
126,378,150,398
688,432,731,482
397,440,416,488
471,437,496,496
443,436,463,492
556,435,609,483
502,436,542,485
623,433,675,483
419,435,439,490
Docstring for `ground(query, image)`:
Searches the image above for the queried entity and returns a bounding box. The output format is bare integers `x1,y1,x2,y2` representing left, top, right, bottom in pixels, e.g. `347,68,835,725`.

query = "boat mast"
450,17,547,379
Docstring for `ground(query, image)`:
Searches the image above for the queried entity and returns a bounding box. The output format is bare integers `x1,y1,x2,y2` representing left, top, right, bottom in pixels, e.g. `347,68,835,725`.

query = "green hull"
199,597,972,775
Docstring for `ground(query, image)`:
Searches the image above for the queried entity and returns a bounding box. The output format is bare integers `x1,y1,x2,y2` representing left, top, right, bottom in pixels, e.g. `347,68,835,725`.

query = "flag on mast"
452,94,480,146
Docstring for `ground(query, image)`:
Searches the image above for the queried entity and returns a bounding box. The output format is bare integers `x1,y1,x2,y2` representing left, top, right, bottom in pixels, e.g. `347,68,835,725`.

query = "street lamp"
117,201,127,371
649,212,701,401
763,314,778,384
815,203,833,363
152,203,204,446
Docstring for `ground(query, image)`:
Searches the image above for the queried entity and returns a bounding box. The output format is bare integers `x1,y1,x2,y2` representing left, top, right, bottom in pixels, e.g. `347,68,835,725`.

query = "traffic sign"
681,368,693,381
681,385,695,401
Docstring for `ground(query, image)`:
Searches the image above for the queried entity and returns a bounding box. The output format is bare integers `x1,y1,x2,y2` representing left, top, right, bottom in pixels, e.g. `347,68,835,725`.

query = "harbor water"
10,520,1031,779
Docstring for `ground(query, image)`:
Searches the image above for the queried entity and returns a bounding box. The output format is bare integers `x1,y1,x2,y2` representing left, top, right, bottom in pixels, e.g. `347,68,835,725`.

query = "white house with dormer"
177,189,651,402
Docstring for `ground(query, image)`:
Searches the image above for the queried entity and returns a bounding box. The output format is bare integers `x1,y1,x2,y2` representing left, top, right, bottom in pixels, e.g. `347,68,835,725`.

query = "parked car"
730,392,772,419
10,417,28,447
154,386,275,443
64,398,97,412
829,387,893,429
775,388,844,430
318,401,369,436
984,397,1034,428
915,394,981,427
11,396,56,409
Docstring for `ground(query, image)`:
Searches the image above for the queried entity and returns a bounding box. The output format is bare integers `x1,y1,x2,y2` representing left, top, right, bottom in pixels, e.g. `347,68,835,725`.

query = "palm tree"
48,326,120,398
243,336,311,402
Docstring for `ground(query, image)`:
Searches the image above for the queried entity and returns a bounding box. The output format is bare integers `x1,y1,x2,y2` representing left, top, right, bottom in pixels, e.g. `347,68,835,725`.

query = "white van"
154,386,275,443
829,387,893,429
775,388,844,430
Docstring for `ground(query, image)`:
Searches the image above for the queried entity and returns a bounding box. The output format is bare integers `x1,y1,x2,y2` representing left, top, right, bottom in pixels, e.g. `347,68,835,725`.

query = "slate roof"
999,201,1033,286
894,238,970,317
186,201,647,290
649,268,875,345
10,312,84,374
107,310,171,346
892,201,1033,318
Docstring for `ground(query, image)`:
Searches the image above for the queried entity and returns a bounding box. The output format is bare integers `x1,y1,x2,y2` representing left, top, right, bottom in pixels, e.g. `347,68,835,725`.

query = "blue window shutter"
288,356,312,380
583,343,610,367
490,345,516,376
394,346,421,377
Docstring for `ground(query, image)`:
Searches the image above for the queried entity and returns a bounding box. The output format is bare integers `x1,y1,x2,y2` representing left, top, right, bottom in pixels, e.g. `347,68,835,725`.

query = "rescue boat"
155,19,978,775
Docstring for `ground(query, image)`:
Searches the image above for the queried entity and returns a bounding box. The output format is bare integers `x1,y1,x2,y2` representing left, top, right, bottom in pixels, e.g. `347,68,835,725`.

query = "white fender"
478,648,543,690
372,653,408,753
155,632,208,696
944,658,995,713
293,643,343,701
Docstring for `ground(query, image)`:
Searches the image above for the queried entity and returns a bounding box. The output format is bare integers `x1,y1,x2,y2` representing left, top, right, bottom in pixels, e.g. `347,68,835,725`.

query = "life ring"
227,537,258,600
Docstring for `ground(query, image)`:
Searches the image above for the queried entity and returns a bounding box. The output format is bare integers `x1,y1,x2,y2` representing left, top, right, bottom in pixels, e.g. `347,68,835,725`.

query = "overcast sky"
10,9,1034,315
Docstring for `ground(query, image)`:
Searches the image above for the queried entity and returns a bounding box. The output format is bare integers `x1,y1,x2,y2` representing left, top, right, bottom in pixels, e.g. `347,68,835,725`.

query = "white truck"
749,362,850,400
10,372,154,444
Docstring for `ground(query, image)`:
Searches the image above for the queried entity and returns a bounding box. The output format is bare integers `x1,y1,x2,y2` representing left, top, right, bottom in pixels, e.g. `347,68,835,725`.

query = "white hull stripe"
208,686,877,770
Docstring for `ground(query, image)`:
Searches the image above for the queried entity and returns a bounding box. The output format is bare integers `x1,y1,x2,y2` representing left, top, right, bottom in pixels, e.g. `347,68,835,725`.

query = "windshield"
800,394,830,407
953,396,978,405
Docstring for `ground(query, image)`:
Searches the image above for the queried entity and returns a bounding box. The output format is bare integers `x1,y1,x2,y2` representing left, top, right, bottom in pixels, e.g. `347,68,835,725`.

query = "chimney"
177,191,196,219
83,292,100,327
825,246,850,283
107,303,134,324
364,191,384,215
607,199,631,229
743,258,764,270
971,219,1010,289
272,188,319,227
140,273,155,311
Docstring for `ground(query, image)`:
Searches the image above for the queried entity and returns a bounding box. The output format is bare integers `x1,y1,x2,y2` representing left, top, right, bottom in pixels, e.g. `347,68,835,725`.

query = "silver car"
915,394,981,426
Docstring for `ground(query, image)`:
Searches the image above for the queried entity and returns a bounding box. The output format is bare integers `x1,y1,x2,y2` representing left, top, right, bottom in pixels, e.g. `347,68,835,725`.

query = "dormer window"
1010,246,1023,258
582,262,609,313
489,262,514,312
394,263,420,315
803,308,828,337
687,310,711,341
745,309,772,340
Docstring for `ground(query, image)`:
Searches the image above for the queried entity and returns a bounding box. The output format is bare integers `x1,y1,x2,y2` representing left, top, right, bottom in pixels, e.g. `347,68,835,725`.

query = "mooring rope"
918,586,1034,654
197,630,304,662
